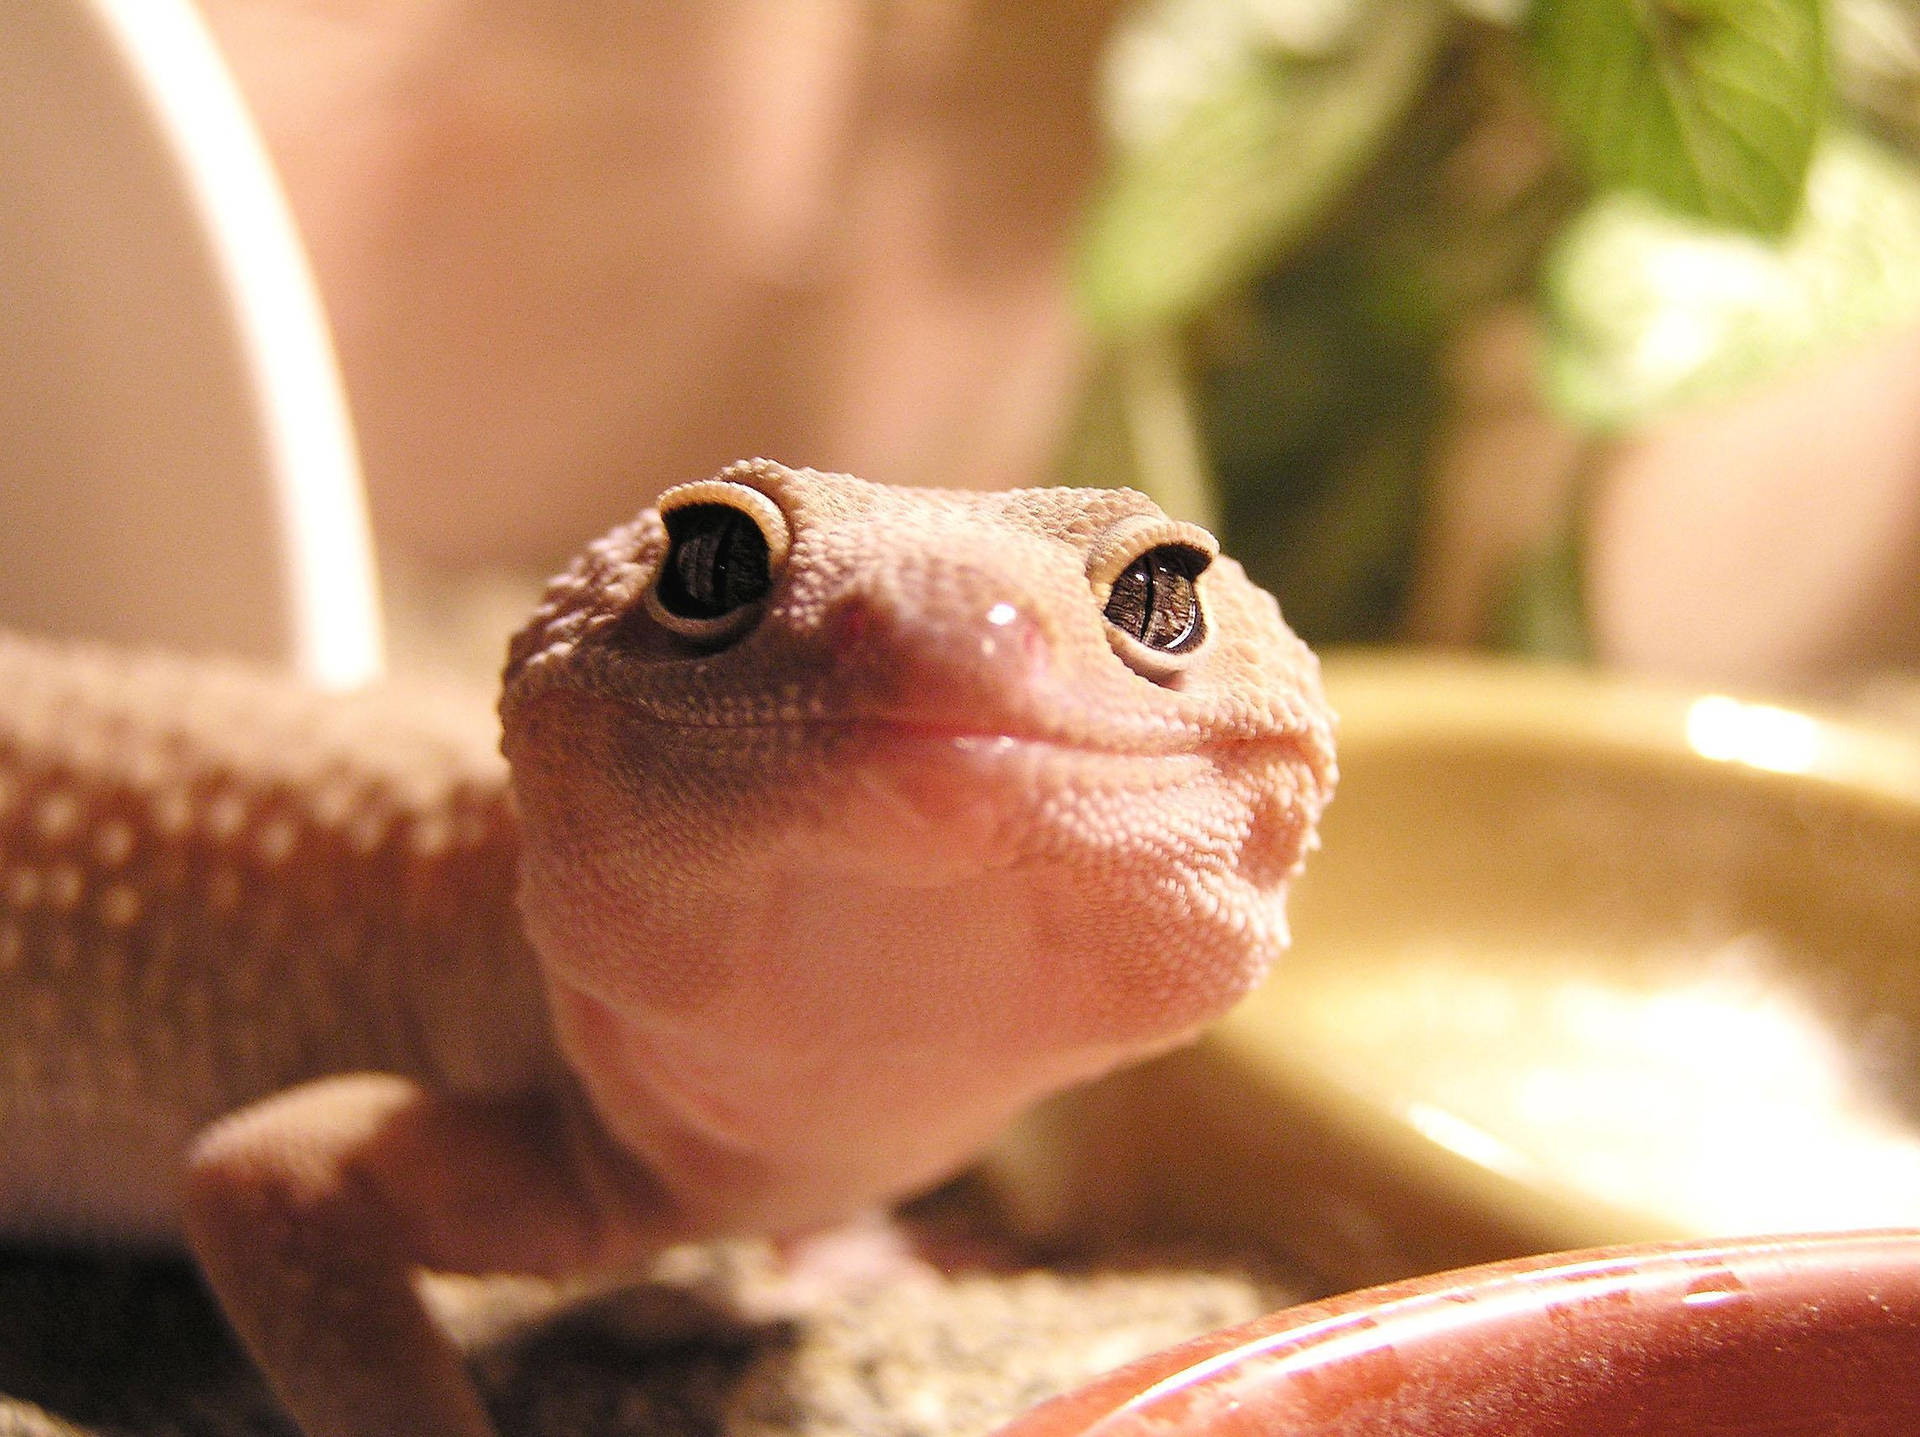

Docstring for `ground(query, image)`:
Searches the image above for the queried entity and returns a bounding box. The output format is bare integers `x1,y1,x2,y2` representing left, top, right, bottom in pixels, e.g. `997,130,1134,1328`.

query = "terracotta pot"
996,1230,1920,1437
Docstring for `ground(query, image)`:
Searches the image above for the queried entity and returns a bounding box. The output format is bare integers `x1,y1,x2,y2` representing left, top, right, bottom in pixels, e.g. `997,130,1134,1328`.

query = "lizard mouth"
840,706,1314,778
600,705,1307,807
844,718,1255,782
798,718,1308,886
643,699,1290,762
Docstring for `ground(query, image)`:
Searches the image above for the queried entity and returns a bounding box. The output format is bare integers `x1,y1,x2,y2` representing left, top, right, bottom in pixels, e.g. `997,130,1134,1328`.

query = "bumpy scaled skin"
0,643,549,1243
0,462,1335,1437
502,462,1336,1232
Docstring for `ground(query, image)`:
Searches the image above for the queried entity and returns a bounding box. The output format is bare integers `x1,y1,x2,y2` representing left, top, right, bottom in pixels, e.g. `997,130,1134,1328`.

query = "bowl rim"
1323,649,1920,814
996,1228,1920,1437
1219,652,1920,1268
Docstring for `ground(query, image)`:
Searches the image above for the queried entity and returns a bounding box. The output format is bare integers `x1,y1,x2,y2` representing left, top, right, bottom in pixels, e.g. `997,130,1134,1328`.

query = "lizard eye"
658,505,770,618
642,480,791,642
1103,545,1209,654
1089,516,1218,680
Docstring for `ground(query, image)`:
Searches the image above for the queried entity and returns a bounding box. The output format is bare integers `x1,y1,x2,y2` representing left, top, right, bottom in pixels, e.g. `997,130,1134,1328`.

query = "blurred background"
14,0,1915,698
161,0,1920,696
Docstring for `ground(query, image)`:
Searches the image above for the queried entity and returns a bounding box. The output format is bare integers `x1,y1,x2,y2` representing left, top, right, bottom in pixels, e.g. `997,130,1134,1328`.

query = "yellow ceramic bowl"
990,653,1920,1288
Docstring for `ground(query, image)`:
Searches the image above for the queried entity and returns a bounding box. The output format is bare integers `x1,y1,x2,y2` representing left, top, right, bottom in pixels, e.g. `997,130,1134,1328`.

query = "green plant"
1066,0,1920,650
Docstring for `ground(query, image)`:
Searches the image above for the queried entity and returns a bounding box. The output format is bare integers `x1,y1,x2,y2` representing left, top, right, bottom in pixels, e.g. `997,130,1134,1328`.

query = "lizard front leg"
182,1074,682,1437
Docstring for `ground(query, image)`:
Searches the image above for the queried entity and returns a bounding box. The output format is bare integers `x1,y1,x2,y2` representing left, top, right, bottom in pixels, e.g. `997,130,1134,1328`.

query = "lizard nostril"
824,588,1050,709
822,592,882,657
975,599,1044,673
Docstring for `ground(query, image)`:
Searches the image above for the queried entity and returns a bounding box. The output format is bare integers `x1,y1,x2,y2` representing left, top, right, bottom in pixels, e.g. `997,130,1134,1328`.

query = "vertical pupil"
1104,545,1206,653
674,525,726,605
1108,560,1152,640
659,505,771,618
1142,551,1198,650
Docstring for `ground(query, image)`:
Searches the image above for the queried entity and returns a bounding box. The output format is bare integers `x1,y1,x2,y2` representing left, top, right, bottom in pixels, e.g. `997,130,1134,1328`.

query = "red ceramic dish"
997,1231,1920,1437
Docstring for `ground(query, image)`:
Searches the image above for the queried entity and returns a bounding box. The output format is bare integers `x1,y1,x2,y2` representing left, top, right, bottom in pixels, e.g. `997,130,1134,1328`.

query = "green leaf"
1541,128,1920,428
1077,0,1447,337
1834,0,1920,157
1528,0,1829,237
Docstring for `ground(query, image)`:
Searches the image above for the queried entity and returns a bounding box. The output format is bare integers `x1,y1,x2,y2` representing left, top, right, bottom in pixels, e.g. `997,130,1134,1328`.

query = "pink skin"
502,464,1333,1236
148,462,1330,1437
522,696,1307,1234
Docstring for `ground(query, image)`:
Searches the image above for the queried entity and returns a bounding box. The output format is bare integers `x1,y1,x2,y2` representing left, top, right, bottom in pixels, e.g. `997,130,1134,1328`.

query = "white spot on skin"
33,791,80,844
407,815,450,859
349,812,390,856
46,865,84,913
5,867,41,910
93,820,137,869
205,791,249,843
99,885,142,929
152,789,194,838
255,816,300,867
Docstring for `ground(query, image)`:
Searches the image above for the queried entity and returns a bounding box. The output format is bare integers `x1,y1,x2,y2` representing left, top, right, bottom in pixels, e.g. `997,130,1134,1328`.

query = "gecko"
0,460,1335,1437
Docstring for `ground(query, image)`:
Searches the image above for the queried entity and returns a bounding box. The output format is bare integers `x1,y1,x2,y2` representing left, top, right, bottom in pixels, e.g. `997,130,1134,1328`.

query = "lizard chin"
544,963,1164,1233
508,684,1320,1229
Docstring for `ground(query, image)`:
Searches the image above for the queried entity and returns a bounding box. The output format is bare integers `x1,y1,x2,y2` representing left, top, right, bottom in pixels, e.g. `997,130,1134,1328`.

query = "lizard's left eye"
1103,545,1209,654
642,480,792,643
658,505,771,620
1089,516,1218,680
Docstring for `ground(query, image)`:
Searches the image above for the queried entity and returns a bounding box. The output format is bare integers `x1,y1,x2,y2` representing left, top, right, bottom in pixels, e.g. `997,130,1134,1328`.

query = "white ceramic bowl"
0,0,380,686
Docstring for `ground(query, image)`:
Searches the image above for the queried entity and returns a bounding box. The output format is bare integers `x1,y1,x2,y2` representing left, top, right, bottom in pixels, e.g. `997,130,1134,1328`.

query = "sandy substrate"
0,1194,1319,1437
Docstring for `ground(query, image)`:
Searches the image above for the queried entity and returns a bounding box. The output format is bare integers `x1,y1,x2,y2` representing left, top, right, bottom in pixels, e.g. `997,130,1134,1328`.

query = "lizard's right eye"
1088,514,1220,681
642,480,792,643
658,505,770,619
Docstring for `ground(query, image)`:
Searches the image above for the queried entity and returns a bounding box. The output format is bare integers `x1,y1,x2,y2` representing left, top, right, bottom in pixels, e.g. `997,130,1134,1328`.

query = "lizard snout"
818,574,1055,729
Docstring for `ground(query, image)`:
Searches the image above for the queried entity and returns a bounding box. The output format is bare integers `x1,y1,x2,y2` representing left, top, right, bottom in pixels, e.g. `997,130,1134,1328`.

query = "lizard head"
499,460,1335,1230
